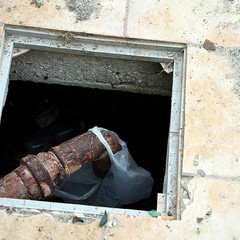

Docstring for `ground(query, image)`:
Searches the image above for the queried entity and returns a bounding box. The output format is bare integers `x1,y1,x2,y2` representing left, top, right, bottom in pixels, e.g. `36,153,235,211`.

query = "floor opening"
0,80,171,211
0,27,186,218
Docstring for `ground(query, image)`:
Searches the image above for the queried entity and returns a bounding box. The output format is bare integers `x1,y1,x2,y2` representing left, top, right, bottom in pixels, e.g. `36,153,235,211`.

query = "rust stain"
0,129,121,200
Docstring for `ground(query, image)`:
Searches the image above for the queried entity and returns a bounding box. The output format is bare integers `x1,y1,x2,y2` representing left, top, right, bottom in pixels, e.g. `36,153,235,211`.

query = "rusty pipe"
0,129,121,200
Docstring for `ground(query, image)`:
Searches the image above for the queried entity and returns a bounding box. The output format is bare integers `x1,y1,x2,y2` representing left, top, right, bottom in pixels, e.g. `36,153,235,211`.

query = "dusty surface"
10,50,172,96
126,0,240,47
65,0,102,22
183,45,240,177
0,0,127,36
0,0,240,239
0,195,239,240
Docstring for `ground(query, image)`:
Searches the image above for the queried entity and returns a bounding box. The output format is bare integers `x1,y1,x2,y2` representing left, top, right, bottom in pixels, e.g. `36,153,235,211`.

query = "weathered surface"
0,0,127,36
1,0,240,239
10,50,172,96
0,129,121,199
65,0,102,22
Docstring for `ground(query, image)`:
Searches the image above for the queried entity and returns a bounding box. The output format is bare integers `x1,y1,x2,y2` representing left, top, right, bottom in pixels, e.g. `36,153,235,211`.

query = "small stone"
193,155,199,166
197,169,206,177
203,39,216,51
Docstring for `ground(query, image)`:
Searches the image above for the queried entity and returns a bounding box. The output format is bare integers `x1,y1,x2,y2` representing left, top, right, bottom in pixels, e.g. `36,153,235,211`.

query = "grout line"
123,0,131,37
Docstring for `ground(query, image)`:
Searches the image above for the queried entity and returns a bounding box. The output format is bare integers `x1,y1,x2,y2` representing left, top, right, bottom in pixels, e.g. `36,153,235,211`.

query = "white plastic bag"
54,126,154,207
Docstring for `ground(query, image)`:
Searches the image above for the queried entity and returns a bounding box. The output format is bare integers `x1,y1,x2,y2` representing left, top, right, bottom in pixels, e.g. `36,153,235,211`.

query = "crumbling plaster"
9,50,172,96
0,0,240,239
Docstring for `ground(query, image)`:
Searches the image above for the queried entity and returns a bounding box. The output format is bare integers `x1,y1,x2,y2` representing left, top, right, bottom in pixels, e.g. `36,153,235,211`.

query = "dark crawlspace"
0,80,171,210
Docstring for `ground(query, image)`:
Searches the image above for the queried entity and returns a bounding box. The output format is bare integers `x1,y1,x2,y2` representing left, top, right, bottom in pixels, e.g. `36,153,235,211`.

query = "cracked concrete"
10,49,172,95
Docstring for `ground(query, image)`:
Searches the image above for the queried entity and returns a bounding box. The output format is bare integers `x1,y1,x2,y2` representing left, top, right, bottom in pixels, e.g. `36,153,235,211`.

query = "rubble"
203,39,216,51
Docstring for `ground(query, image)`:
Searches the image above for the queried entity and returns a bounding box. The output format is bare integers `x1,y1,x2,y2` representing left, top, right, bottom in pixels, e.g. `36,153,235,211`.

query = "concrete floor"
0,0,240,239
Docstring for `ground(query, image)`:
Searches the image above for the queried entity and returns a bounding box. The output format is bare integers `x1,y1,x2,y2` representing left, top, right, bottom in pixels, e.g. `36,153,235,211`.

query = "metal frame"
0,24,186,219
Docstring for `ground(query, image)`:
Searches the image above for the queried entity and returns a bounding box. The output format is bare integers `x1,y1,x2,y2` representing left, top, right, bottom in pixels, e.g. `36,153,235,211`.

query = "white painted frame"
0,24,186,219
